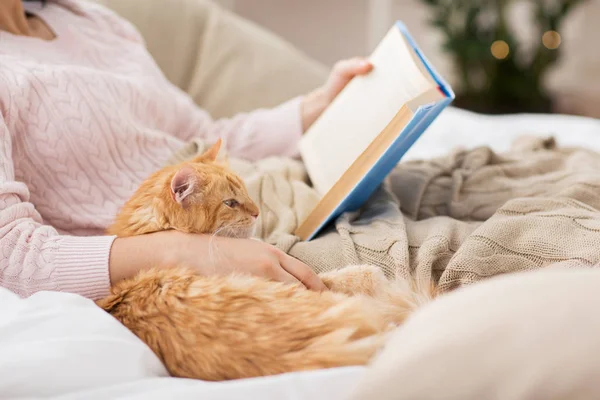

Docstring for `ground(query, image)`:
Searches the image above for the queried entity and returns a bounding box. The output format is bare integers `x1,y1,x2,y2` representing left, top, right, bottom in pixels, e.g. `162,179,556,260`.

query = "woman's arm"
170,93,304,162
109,230,326,291
0,116,114,300
170,58,373,161
167,86,305,162
0,116,324,299
81,0,371,161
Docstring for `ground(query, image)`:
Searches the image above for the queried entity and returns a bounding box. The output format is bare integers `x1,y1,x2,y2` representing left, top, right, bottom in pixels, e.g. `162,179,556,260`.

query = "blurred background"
214,0,599,117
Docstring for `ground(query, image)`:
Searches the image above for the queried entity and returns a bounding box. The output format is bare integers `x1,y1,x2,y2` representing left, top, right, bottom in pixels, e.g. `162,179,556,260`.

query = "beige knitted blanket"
170,136,600,292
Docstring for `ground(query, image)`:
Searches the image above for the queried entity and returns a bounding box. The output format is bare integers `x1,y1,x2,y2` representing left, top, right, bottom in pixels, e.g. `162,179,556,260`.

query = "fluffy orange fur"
96,140,434,381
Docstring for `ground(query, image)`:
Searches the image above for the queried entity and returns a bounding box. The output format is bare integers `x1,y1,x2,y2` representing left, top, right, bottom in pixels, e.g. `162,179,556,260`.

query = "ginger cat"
96,140,433,381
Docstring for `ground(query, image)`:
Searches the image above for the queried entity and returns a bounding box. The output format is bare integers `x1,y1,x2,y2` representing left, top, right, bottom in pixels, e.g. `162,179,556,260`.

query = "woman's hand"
109,230,327,291
301,57,373,131
187,234,327,290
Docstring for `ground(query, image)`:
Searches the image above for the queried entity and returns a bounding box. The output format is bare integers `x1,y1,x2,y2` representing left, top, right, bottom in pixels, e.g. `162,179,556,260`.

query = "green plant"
421,0,587,113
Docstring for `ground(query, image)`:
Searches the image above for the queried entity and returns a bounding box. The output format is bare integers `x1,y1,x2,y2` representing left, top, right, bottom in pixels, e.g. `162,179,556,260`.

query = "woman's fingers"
270,265,303,287
332,57,373,80
324,57,374,101
278,252,327,291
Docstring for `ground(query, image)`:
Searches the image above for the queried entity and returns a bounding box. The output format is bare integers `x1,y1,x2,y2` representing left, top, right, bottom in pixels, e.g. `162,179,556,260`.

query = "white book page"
300,26,435,196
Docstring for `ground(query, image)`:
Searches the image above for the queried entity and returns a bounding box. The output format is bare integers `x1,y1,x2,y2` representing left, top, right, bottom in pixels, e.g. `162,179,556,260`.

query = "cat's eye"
223,199,239,208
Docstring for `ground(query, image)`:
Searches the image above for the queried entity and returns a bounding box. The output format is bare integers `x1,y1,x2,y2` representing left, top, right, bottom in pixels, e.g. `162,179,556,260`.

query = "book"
295,21,454,241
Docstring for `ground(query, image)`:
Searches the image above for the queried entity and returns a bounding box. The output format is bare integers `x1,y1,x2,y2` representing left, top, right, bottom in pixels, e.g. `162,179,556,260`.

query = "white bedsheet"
0,282,363,399
3,108,600,399
405,107,600,162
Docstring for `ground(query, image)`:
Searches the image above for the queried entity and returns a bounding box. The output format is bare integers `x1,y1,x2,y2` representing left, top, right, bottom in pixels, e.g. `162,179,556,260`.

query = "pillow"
350,268,600,400
93,0,328,118
0,288,166,397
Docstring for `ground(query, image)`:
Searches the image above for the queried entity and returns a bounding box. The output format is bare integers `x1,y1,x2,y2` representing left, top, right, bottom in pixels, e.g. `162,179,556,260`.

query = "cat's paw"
319,265,389,297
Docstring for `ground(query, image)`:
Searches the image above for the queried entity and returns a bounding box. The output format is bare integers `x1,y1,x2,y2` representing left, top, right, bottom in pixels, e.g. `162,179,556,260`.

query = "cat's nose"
251,210,259,219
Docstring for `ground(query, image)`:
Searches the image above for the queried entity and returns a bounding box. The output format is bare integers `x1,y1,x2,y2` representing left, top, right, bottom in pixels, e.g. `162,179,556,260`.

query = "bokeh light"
542,31,562,49
491,40,510,59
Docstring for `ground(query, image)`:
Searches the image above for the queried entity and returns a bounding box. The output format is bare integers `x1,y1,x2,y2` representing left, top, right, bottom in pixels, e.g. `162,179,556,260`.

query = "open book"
295,21,454,241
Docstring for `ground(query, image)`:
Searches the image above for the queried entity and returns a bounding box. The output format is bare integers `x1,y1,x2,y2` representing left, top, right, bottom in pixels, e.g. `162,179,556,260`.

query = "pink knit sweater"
0,0,303,300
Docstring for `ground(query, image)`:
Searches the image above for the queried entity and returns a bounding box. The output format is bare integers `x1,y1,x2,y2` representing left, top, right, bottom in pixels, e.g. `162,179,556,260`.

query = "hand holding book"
296,21,455,241
301,58,374,132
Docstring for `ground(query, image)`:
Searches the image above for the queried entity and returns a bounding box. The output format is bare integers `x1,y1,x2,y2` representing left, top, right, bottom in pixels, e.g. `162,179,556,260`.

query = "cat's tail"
319,264,436,327
377,273,437,326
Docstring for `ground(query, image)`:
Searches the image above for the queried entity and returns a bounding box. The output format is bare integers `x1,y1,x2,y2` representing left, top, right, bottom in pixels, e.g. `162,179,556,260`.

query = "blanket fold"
170,136,600,292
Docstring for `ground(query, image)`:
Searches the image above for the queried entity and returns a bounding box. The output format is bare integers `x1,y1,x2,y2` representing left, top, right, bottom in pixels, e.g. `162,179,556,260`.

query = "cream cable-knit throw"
171,136,600,291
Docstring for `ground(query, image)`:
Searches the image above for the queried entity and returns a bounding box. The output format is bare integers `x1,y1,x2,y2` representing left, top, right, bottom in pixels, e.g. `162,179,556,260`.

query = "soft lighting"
542,31,562,49
491,40,510,59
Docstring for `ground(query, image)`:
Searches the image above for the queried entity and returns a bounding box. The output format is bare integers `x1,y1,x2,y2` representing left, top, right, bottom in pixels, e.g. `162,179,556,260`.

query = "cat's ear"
170,166,201,206
194,139,222,164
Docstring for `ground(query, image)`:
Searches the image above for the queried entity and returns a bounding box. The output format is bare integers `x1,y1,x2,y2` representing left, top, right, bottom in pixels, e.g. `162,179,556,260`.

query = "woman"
0,0,372,299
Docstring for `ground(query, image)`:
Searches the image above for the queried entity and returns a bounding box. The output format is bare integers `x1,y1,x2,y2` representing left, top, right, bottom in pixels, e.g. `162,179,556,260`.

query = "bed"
3,107,600,399
9,2,599,398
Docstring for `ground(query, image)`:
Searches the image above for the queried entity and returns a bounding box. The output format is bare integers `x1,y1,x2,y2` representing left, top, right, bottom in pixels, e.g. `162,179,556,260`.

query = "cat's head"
160,140,259,238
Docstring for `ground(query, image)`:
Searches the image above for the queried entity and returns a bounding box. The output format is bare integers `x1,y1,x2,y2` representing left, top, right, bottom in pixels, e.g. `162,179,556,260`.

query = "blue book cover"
296,21,455,241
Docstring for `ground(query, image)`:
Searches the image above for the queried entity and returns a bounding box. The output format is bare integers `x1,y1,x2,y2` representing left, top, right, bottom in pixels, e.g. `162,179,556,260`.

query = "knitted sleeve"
72,0,305,162
0,115,115,300
168,85,304,162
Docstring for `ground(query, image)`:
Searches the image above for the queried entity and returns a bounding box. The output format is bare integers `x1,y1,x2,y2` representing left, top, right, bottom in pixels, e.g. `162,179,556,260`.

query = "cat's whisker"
208,222,239,271
207,221,259,274
218,221,253,239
